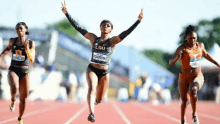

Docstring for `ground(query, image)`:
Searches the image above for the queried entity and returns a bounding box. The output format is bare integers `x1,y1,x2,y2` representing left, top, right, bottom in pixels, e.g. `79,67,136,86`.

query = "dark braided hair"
180,25,196,44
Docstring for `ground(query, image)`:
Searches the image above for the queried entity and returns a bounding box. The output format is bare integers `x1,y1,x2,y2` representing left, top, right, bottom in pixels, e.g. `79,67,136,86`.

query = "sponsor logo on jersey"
95,45,106,50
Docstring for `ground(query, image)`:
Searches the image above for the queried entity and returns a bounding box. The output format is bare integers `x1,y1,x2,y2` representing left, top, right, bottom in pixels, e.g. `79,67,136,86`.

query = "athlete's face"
186,32,197,45
100,22,112,34
16,25,27,37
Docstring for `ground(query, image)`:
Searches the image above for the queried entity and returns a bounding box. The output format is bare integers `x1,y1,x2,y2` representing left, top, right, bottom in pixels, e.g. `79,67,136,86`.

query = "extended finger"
141,9,144,14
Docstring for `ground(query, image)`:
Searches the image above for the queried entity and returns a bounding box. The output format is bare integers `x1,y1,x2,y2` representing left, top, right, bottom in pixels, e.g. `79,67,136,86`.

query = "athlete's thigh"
192,74,204,91
8,71,19,89
86,67,98,89
19,74,30,98
96,74,109,99
179,78,190,101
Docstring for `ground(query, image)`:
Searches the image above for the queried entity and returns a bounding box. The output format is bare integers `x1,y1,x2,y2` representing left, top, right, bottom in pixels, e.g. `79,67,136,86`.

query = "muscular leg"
86,67,98,114
189,75,204,122
8,71,19,108
96,74,109,104
179,79,190,124
18,74,30,119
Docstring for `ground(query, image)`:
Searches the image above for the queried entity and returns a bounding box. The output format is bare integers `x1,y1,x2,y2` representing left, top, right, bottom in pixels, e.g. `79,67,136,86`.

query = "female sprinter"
169,25,220,124
0,22,35,124
61,0,143,122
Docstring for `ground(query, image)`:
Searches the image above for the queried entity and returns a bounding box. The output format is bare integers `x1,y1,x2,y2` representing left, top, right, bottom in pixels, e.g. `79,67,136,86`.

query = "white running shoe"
192,115,199,124
9,101,16,112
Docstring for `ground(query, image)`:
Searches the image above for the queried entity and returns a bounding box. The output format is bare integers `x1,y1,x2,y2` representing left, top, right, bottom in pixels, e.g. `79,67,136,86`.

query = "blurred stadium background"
0,21,220,104
1,1,220,124
0,0,220,104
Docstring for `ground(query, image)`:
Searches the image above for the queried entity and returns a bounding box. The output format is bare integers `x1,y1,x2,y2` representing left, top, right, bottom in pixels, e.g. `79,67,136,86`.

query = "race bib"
190,58,201,68
93,52,108,62
12,54,25,61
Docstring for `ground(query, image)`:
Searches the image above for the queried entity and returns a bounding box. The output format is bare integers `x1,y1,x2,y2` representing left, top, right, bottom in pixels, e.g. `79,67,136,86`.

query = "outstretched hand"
61,0,68,14
138,9,144,21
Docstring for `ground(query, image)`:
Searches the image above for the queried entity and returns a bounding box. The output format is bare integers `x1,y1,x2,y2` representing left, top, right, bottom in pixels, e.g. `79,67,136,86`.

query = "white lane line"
0,102,37,112
133,102,180,123
111,101,131,124
199,113,220,121
0,103,69,124
166,103,220,121
65,105,87,124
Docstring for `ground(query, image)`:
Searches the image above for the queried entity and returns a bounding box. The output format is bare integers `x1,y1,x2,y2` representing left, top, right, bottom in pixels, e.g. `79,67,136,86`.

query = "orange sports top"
180,42,203,70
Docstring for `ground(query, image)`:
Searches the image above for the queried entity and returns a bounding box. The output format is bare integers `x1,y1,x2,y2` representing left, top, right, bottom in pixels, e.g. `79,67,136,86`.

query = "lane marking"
111,101,131,124
164,103,220,121
133,102,180,123
65,105,87,124
0,103,69,123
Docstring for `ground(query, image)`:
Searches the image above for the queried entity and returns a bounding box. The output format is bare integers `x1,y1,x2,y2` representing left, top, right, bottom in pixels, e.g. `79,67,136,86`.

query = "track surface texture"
0,100,219,124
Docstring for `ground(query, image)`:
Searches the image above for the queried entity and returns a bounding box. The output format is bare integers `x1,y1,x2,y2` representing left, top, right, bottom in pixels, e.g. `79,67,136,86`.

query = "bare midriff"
90,62,109,70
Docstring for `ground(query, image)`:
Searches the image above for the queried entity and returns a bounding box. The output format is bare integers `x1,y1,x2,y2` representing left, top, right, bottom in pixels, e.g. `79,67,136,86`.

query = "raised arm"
25,40,35,63
110,9,143,46
201,43,220,67
169,45,184,66
0,38,13,58
61,0,97,45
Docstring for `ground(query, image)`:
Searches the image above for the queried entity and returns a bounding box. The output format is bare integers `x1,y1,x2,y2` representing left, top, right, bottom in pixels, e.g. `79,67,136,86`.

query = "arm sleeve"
119,20,140,40
65,13,88,35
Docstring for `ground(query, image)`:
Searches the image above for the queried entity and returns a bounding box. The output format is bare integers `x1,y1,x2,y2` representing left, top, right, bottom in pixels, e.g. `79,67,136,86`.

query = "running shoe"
9,100,16,112
192,114,199,124
94,99,99,105
17,118,23,124
87,113,95,123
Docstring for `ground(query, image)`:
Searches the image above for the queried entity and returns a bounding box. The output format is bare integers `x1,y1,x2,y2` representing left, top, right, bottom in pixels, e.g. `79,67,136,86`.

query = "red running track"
0,100,220,124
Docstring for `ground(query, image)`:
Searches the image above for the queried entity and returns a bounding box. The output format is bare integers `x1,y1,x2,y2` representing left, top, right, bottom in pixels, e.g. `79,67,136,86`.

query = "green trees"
143,17,220,75
48,19,77,36
179,17,220,51
47,19,88,44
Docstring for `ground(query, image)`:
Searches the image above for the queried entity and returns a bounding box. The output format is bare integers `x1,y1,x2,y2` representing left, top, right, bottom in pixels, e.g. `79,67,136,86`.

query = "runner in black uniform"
0,22,35,124
61,0,143,122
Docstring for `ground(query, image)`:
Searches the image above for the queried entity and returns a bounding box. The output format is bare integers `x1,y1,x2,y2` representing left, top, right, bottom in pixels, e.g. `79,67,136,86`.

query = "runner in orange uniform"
169,25,220,124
